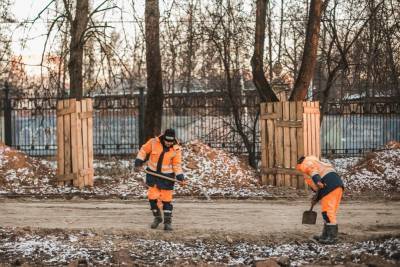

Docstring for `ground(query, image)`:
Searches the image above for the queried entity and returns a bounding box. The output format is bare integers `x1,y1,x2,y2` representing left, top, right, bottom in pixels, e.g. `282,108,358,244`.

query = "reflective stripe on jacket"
136,136,183,190
137,136,183,176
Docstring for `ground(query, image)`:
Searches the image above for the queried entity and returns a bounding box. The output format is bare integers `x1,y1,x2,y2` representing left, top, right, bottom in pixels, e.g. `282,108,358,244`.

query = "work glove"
134,159,144,172
311,174,325,189
316,181,325,189
175,174,187,186
179,180,188,187
134,166,142,172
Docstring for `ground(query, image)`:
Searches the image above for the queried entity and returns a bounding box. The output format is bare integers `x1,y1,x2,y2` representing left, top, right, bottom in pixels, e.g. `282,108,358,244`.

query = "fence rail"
1,86,399,158
322,101,400,156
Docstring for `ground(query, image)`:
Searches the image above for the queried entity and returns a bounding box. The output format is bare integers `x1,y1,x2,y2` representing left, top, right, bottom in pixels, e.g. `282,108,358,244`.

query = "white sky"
9,0,147,74
10,0,256,58
8,0,287,76
11,0,49,62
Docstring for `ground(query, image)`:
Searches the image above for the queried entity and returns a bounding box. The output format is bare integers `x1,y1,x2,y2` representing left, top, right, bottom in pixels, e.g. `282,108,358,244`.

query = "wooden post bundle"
56,98,94,188
260,101,320,189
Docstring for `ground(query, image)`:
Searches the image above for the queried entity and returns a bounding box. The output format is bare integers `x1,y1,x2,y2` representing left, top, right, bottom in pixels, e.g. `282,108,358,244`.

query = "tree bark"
68,0,89,99
184,0,195,93
278,0,284,62
366,0,376,98
144,0,164,141
267,1,273,81
251,0,279,102
289,0,324,101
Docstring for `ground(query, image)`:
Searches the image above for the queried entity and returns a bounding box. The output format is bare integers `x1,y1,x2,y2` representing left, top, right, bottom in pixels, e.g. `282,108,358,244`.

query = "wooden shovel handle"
144,169,179,183
310,202,315,211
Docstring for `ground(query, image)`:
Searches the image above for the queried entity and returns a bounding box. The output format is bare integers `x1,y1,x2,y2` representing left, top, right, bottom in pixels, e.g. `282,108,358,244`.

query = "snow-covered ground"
0,141,302,199
325,157,361,175
0,227,398,266
0,140,399,198
325,141,400,194
1,142,399,266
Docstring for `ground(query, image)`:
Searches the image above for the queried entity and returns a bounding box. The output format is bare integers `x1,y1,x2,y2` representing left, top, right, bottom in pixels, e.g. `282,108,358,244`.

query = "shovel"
302,203,317,224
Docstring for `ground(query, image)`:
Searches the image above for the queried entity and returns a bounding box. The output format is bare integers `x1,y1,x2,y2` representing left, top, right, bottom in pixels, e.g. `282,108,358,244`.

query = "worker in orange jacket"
134,129,186,231
296,155,344,244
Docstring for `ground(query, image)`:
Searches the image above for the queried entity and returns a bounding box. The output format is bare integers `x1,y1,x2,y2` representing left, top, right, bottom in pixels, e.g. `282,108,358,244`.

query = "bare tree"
183,0,199,93
202,0,259,168
65,0,89,99
383,16,400,97
267,0,274,81
129,2,147,89
29,0,117,97
251,0,279,102
0,0,13,82
277,0,284,63
289,0,326,101
161,1,182,95
312,0,398,103
280,2,307,81
374,0,400,97
144,0,164,141
318,0,383,121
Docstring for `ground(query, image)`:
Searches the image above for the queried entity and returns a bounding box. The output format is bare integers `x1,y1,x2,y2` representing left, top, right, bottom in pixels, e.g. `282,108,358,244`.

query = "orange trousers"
147,186,173,209
320,187,343,224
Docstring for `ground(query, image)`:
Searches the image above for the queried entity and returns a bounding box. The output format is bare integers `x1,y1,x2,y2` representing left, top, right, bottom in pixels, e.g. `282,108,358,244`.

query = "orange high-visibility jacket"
296,156,344,200
296,156,335,181
136,136,183,176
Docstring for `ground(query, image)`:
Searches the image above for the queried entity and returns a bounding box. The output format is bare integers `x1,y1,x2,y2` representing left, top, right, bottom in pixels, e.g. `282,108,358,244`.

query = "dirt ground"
1,198,400,266
2,143,400,266
1,198,399,242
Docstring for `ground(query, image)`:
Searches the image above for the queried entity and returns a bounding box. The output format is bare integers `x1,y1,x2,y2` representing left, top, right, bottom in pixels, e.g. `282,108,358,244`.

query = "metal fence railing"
1,85,399,158
321,101,400,156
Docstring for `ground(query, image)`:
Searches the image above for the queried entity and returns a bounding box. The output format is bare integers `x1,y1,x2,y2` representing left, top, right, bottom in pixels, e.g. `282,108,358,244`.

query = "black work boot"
150,209,162,229
313,224,327,241
319,224,338,244
163,211,173,231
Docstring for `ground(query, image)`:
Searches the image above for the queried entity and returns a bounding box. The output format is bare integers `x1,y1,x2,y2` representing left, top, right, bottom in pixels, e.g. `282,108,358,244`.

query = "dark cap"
163,128,175,141
297,156,305,164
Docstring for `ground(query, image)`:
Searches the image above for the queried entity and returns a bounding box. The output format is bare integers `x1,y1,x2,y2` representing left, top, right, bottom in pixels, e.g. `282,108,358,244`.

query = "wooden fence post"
56,98,94,188
260,101,320,189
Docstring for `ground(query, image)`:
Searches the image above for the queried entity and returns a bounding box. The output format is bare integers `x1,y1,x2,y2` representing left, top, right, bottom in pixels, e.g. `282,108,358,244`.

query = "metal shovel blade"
302,210,317,224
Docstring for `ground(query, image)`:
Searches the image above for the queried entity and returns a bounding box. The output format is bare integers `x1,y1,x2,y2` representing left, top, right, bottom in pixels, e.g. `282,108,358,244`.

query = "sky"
11,0,49,66
9,0,146,75
9,0,256,57
7,0,282,77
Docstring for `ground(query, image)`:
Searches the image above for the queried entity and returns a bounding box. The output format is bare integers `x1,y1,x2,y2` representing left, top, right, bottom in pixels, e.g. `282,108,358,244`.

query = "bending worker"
134,129,186,231
296,155,344,244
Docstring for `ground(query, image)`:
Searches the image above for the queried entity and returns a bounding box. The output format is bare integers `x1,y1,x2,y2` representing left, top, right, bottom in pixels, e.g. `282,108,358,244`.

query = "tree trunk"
185,0,195,93
366,0,376,98
267,1,273,81
68,0,89,99
289,0,324,101
144,0,164,141
251,0,279,102
278,0,284,62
